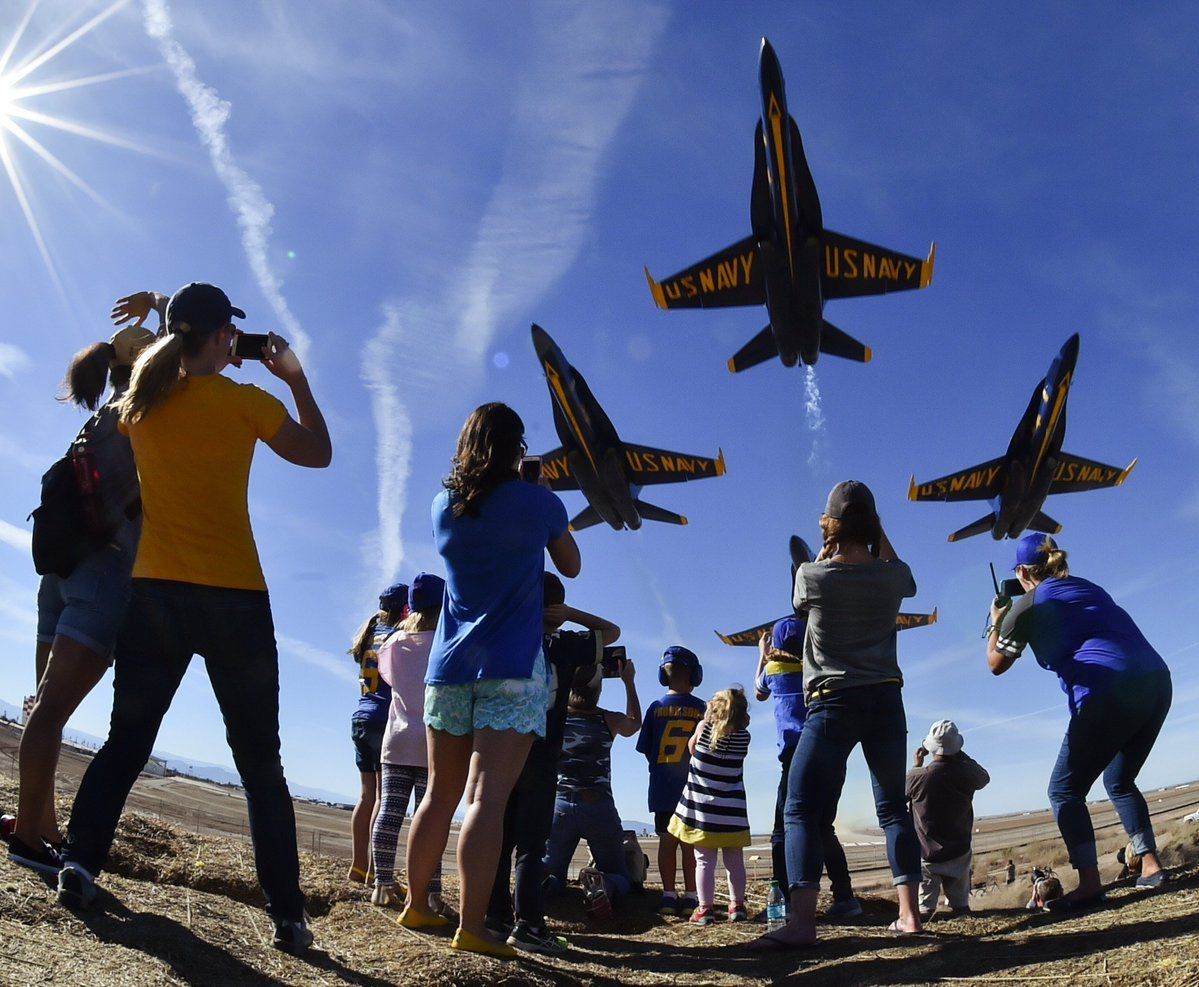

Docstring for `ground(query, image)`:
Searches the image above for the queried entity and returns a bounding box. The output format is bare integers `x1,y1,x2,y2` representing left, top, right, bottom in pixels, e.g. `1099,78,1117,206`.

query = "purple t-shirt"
426,480,568,684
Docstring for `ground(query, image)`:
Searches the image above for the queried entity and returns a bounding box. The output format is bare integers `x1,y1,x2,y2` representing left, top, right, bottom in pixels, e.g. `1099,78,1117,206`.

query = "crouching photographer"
59,283,331,956
986,535,1172,912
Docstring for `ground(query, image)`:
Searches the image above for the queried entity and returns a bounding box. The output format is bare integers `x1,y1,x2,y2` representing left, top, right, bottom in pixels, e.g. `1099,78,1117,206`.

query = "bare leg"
1140,852,1163,879
405,728,472,914
894,882,923,932
456,728,534,942
750,886,818,949
680,841,697,894
17,636,107,847
348,769,378,879
658,832,679,895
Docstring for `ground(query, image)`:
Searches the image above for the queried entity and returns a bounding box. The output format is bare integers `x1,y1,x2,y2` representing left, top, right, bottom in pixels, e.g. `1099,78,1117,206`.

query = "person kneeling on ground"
905,719,990,920
543,659,641,921
486,573,620,955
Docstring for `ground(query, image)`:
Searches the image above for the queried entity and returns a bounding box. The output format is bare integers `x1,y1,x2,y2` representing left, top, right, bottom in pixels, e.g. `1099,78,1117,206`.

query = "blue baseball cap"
659,645,703,687
379,582,408,612
1013,533,1057,570
771,617,805,656
410,572,445,612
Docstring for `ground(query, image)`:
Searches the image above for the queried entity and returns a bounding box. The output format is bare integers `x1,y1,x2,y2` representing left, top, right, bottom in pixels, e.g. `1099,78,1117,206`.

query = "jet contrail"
804,364,827,468
141,0,311,363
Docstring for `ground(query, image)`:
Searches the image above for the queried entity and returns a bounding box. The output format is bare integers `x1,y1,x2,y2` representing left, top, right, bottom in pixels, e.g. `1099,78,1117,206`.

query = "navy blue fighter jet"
715,535,937,646
530,324,725,531
909,333,1137,541
644,37,935,371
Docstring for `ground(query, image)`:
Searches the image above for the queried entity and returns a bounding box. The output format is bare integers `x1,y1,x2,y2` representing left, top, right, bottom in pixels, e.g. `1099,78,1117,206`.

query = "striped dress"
667,724,751,849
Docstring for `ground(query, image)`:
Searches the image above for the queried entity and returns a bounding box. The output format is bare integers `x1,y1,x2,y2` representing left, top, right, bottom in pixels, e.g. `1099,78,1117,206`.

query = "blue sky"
1,1,1198,833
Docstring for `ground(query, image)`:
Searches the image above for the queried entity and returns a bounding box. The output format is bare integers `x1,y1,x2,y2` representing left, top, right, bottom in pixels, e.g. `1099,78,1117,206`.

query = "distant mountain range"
0,697,355,806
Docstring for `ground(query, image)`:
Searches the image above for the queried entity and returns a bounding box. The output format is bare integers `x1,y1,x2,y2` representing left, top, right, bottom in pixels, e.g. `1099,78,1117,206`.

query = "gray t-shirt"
793,559,917,697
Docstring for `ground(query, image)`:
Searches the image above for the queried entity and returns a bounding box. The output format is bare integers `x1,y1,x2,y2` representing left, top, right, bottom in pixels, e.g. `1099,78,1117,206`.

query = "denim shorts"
425,650,548,738
350,716,385,773
36,544,134,662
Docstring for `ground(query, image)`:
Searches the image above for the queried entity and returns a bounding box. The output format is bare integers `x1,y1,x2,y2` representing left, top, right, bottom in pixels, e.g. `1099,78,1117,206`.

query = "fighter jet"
715,535,937,645
644,37,935,371
530,323,725,531
909,333,1136,541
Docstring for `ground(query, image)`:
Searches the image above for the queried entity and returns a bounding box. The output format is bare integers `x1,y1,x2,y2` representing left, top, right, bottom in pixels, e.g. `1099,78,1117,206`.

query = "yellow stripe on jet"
1032,371,1071,478
767,94,794,278
544,362,598,474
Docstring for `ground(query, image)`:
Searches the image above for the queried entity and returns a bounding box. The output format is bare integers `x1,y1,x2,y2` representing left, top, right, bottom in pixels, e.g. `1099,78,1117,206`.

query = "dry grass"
3,777,1199,986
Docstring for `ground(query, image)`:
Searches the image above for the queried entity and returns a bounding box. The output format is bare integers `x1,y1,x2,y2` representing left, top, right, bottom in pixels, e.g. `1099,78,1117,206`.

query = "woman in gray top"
754,480,923,949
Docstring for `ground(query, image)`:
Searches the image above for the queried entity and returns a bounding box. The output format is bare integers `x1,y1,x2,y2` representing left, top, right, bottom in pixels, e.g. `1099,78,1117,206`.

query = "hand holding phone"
519,456,542,483
601,645,626,678
231,331,270,361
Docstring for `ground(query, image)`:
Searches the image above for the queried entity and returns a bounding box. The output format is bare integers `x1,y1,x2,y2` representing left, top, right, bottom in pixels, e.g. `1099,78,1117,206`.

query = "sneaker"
658,893,679,916
676,894,698,917
727,902,748,922
1136,870,1168,889
370,882,403,908
689,905,716,926
485,915,514,941
580,868,612,921
508,919,569,956
56,862,97,910
272,917,314,956
8,836,62,877
825,897,864,919
0,814,16,841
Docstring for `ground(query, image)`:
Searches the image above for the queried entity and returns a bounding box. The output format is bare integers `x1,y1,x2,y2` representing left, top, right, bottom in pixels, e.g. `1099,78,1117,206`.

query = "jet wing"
909,457,1006,502
645,236,766,310
1048,453,1137,494
536,447,580,491
896,608,938,630
718,609,935,646
821,230,935,299
624,444,726,486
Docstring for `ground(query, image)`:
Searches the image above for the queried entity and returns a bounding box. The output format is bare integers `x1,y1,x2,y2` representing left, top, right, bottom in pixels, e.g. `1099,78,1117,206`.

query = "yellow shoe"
450,928,518,958
397,906,451,930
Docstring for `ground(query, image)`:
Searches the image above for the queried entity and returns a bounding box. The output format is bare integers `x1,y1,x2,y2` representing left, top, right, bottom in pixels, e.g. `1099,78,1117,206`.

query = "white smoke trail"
804,364,827,469
141,0,311,363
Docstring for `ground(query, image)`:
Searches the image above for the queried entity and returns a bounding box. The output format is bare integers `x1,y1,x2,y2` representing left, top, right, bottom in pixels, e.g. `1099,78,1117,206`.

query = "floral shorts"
424,650,548,738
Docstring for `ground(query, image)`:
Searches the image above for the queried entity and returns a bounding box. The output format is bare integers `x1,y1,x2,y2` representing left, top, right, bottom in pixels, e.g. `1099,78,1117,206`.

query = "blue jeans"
773,741,854,898
65,579,305,922
1048,671,1172,870
542,789,630,899
784,683,920,890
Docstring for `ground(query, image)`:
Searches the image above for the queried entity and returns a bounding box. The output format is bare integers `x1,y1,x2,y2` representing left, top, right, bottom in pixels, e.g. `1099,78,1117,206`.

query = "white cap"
923,719,963,756
109,325,157,368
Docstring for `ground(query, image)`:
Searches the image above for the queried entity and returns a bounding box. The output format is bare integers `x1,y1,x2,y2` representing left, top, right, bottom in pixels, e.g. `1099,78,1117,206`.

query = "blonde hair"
399,606,440,633
1021,541,1070,582
118,333,186,426
347,607,407,661
706,687,749,744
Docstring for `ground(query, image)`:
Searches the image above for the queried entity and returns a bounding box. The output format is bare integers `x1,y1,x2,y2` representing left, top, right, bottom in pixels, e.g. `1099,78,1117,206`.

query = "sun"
0,0,157,291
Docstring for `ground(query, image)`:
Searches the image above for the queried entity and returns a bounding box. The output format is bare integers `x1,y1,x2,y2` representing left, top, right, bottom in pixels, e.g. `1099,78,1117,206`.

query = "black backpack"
29,416,114,578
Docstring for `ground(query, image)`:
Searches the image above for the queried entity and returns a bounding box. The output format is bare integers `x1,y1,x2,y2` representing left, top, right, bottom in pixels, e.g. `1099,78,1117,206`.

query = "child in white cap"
905,719,990,919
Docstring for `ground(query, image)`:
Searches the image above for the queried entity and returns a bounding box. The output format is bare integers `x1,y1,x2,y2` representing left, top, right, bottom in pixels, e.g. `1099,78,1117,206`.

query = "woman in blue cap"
987,534,1171,910
345,581,408,885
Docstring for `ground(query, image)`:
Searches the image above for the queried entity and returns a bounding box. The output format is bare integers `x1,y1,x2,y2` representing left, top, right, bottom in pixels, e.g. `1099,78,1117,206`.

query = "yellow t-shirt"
122,374,287,591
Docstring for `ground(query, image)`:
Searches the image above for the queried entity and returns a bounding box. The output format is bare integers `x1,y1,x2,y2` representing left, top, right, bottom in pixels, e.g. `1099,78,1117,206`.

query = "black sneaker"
507,920,568,956
57,862,97,910
272,917,313,956
485,915,514,941
8,836,62,877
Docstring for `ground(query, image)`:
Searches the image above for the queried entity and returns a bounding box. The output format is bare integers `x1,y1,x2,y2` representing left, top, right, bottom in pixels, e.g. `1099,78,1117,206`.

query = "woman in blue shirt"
988,535,1172,910
402,403,579,958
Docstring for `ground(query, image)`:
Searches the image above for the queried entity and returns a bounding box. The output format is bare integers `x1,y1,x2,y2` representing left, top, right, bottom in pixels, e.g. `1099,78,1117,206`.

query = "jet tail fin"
819,320,872,363
728,325,778,373
948,513,996,542
1026,510,1063,536
568,505,605,532
634,499,687,527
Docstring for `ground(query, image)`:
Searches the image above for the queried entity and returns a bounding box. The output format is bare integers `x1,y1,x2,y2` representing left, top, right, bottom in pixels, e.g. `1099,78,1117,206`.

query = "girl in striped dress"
668,688,751,924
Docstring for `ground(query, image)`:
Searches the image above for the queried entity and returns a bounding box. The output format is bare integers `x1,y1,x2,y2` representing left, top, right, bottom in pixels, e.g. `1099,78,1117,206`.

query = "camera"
601,645,626,678
984,563,1027,636
230,331,270,361
519,456,542,483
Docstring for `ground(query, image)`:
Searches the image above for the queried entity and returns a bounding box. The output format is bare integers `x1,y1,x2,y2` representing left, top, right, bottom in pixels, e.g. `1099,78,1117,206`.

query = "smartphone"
230,332,270,361
601,645,626,678
519,456,542,483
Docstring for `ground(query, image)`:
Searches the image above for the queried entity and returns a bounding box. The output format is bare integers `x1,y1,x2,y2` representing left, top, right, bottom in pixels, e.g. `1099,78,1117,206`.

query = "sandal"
748,928,817,951
887,920,923,936
1045,891,1106,914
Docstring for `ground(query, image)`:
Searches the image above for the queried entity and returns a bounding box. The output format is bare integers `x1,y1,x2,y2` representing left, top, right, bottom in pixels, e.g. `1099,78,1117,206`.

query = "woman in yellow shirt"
57,283,331,957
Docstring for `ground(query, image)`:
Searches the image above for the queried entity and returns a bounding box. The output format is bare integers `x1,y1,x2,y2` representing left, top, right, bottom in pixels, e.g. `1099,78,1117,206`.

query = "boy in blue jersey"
636,646,705,915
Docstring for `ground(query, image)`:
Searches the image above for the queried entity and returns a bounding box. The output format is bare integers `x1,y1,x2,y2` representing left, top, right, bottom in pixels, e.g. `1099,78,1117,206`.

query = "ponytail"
348,614,381,662
1025,545,1070,582
61,342,116,410
118,334,185,426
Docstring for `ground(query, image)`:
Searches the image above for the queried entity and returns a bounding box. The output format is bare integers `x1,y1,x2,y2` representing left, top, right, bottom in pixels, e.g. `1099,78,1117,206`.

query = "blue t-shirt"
353,618,394,722
636,692,706,812
425,480,568,685
756,652,807,759
996,576,1167,714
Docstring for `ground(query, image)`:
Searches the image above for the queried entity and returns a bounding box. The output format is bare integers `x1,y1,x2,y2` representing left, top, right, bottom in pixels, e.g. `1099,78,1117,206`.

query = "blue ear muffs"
658,646,702,688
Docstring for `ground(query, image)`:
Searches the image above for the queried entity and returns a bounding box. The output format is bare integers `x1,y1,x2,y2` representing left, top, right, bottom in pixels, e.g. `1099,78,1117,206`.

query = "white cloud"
362,1,669,585
0,343,33,379
141,0,311,363
0,520,32,553
276,633,357,686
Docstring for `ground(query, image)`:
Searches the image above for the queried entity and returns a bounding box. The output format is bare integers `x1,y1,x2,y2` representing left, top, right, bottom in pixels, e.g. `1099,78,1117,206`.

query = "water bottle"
766,880,786,931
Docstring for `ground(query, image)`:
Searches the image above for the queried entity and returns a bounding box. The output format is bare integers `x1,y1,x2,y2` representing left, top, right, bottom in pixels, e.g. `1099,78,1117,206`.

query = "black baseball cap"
824,479,877,519
166,282,246,336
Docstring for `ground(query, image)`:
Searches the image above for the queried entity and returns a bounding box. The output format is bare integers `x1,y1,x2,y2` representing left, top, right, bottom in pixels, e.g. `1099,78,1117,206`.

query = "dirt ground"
3,774,1199,987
